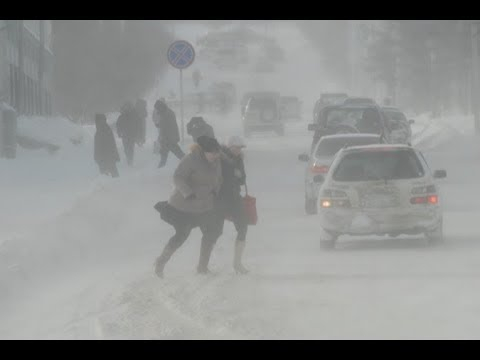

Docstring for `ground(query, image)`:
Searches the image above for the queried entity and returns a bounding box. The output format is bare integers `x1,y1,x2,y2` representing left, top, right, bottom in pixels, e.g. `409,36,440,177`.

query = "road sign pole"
167,40,195,144
180,68,184,143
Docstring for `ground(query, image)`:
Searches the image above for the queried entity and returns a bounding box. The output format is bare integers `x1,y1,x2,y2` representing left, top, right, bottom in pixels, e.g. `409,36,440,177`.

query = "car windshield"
325,108,363,127
315,136,380,157
333,149,425,182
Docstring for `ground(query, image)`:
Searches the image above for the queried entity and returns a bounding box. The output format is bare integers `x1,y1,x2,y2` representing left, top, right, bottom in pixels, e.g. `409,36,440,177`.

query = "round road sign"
167,40,195,70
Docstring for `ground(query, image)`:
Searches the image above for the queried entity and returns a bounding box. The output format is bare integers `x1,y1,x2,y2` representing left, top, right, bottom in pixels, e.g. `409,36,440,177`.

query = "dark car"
308,104,392,152
343,97,377,106
313,93,348,122
241,91,280,116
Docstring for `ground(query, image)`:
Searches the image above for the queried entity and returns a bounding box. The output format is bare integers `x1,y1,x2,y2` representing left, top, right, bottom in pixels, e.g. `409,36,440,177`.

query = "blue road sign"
167,40,195,70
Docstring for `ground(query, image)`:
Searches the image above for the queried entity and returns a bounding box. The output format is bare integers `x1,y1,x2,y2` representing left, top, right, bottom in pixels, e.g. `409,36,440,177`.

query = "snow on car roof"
319,133,380,141
382,107,403,112
342,143,412,152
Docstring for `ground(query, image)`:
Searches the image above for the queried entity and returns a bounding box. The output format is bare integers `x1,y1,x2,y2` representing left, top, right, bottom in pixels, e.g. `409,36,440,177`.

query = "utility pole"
16,20,24,114
38,20,45,115
348,20,356,94
470,21,480,134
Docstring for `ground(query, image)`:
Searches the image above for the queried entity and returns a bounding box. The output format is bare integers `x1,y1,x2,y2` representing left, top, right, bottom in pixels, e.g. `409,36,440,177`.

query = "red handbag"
225,184,258,225
243,184,257,225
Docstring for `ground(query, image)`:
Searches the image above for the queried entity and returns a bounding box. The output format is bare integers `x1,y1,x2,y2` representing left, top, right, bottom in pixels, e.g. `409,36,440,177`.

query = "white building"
0,20,53,115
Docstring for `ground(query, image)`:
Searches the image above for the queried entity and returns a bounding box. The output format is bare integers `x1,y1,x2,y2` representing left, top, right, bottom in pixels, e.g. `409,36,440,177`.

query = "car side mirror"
434,170,447,179
313,174,325,183
308,124,319,131
409,119,415,125
298,153,310,162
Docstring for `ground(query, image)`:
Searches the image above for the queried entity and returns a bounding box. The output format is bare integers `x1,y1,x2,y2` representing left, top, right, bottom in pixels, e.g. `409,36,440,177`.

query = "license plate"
361,194,397,208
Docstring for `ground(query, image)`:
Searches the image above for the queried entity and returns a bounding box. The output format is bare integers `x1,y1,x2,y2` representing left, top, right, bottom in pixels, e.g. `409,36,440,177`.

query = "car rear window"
248,98,277,111
333,149,425,182
322,96,346,104
344,98,375,105
384,111,407,123
324,108,383,134
315,136,380,157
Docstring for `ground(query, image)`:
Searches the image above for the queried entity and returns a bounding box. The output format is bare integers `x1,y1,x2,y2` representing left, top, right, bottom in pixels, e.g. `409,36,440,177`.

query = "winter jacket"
168,144,222,214
94,118,120,166
218,146,246,209
116,109,140,141
154,106,180,145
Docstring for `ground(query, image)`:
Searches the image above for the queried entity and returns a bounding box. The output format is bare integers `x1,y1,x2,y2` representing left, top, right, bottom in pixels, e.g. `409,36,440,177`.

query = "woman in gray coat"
155,136,223,278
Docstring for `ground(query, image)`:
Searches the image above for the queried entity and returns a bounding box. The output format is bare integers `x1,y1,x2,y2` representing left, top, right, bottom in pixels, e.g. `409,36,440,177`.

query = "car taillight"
311,164,329,174
320,188,351,208
321,200,332,208
410,195,439,205
427,195,438,204
410,185,438,205
320,198,351,208
410,196,427,205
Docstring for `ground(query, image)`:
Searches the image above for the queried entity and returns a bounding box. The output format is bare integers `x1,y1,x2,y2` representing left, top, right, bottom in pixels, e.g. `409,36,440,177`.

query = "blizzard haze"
1,20,480,339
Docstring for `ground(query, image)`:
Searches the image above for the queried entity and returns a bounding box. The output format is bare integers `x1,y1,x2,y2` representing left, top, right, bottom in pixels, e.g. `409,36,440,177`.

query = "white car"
299,134,382,215
313,144,447,249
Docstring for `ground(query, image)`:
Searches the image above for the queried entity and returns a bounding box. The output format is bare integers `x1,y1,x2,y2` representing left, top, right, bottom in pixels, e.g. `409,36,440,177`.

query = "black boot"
155,244,176,278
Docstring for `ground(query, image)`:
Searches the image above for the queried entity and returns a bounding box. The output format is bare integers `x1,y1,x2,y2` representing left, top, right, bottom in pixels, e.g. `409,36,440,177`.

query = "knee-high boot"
234,240,249,274
155,244,177,278
197,238,215,274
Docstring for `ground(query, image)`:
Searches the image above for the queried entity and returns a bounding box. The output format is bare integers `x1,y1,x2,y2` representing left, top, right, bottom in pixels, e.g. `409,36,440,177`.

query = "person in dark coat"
135,99,148,146
155,136,223,278
116,101,140,166
216,136,250,274
187,116,215,143
94,113,120,177
153,99,185,168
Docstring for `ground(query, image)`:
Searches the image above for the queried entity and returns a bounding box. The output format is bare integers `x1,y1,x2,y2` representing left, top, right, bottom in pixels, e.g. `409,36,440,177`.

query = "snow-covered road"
2,117,480,339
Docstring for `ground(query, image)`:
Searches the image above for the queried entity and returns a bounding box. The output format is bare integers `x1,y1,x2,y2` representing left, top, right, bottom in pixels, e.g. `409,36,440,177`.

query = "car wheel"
305,197,317,215
320,232,338,250
425,219,444,245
